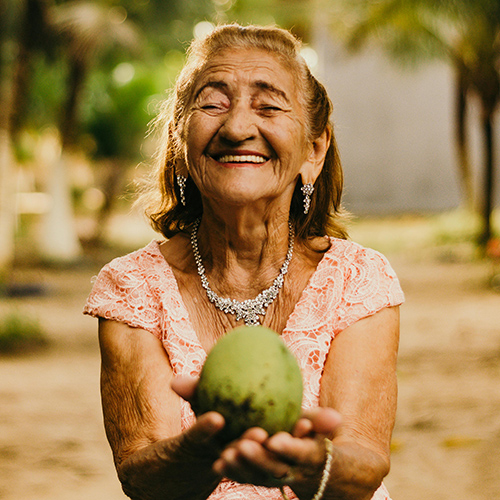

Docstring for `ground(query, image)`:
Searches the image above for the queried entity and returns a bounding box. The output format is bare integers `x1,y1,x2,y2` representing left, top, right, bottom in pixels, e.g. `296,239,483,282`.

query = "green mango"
194,325,303,442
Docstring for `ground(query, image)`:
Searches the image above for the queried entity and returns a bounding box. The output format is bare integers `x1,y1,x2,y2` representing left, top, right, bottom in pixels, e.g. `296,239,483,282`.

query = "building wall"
314,30,499,215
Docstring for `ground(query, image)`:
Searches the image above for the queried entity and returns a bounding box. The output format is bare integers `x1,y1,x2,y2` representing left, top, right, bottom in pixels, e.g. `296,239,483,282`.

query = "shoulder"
103,240,166,274
99,240,167,280
323,238,391,267
84,240,168,338
322,238,403,296
89,240,171,301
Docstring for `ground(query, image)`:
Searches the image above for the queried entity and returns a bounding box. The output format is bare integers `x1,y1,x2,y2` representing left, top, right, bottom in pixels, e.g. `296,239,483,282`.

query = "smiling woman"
144,24,346,242
83,23,404,500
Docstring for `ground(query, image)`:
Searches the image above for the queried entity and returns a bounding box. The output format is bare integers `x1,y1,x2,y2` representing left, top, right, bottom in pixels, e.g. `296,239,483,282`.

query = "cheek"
184,113,212,149
269,127,309,164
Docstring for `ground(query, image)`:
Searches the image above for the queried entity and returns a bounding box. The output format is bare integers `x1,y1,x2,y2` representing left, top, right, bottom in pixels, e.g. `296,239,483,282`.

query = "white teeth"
217,155,267,164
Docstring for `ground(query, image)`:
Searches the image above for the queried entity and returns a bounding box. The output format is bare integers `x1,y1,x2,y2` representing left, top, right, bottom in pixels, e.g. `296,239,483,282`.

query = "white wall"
314,29,498,215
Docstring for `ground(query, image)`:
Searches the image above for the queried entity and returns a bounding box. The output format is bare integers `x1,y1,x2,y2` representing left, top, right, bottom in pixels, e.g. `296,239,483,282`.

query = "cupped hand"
212,407,342,487
171,376,226,460
172,377,342,486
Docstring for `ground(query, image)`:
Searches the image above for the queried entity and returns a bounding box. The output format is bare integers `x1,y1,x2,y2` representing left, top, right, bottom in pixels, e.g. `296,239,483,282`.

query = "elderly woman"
84,24,404,500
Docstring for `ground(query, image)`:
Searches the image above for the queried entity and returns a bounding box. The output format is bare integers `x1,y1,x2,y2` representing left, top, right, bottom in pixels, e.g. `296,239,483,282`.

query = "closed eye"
257,105,286,116
198,102,230,114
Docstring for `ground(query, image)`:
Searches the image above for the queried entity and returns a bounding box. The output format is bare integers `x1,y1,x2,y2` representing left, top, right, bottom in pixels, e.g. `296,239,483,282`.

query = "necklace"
190,218,294,326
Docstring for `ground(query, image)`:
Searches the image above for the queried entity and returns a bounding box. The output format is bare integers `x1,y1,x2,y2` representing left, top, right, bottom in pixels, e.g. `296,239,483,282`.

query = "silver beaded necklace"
190,218,294,326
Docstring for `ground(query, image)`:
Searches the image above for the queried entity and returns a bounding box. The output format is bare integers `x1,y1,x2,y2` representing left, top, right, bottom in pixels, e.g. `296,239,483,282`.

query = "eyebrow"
194,81,229,100
194,79,291,104
252,80,290,104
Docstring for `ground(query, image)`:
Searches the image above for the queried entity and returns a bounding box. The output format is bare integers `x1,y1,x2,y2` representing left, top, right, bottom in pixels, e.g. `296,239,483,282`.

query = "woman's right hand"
171,376,227,458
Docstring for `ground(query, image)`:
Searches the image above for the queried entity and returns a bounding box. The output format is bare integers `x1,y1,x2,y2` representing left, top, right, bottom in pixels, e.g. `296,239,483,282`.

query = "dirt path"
1,218,499,500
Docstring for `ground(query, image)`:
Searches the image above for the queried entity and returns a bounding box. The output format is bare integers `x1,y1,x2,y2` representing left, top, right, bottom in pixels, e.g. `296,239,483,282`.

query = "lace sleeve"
83,256,162,340
334,244,404,335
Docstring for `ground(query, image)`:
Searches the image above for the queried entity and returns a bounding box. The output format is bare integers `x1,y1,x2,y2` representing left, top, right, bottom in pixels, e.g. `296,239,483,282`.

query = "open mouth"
213,154,268,164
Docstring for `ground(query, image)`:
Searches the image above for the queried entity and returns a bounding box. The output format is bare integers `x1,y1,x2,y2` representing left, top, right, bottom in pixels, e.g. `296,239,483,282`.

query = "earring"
301,183,314,214
177,175,187,206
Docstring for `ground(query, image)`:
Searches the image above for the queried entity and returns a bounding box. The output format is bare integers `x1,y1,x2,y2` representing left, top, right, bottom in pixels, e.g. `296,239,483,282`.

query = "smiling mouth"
214,154,268,164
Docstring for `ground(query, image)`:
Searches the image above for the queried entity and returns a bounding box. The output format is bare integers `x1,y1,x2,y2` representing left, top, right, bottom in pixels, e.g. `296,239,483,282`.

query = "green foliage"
23,55,68,130
81,62,162,159
221,0,315,41
121,0,216,52
334,0,500,62
0,311,48,354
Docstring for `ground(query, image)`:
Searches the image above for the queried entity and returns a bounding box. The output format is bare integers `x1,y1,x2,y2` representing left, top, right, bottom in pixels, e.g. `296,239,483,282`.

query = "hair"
141,23,348,241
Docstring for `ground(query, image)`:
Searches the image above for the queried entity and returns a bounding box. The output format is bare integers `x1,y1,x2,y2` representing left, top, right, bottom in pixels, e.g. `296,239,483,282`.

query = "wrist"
280,438,333,500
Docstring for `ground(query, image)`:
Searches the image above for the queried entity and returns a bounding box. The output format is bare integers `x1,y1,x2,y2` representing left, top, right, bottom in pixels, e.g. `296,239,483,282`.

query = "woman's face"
183,48,313,211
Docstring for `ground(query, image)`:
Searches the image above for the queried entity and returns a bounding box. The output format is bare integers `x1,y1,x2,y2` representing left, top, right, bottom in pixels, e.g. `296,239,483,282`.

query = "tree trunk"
10,0,52,136
478,105,496,247
454,66,475,211
38,147,82,262
61,58,86,149
37,47,87,263
90,159,125,246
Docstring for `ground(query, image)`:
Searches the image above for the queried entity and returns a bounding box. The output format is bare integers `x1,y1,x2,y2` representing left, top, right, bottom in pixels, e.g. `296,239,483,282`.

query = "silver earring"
177,175,187,206
301,183,314,214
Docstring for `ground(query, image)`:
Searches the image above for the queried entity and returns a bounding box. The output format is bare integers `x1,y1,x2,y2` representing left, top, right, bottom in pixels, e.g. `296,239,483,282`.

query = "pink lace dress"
84,238,404,500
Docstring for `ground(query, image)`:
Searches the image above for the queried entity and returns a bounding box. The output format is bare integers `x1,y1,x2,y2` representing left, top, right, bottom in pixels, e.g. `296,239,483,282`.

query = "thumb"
179,411,226,458
171,376,199,402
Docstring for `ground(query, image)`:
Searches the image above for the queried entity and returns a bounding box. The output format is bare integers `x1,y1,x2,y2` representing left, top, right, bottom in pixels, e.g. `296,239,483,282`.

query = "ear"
300,126,331,185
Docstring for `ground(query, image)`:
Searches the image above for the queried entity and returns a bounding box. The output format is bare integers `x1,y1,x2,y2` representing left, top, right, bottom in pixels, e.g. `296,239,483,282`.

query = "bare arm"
213,306,400,500
297,305,400,500
98,318,224,500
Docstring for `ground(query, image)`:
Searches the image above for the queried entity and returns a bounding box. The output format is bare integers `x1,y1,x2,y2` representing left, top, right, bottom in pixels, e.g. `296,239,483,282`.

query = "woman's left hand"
212,407,342,487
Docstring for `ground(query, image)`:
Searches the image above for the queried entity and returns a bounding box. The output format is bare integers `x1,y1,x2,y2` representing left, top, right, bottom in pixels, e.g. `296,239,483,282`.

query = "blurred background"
0,1,499,499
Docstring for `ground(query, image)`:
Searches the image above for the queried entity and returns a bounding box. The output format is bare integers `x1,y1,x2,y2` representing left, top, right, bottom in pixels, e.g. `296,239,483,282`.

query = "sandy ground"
1,215,499,500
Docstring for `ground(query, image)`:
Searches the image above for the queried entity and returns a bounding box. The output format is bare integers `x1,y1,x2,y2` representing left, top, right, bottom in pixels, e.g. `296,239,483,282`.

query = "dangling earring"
177,175,187,206
301,183,314,214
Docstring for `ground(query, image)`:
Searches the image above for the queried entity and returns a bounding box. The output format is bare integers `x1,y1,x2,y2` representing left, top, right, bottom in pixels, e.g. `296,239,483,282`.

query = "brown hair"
142,23,348,241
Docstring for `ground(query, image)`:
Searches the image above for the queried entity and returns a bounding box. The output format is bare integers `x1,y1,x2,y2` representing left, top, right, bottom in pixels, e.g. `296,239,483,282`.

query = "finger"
184,411,225,444
172,411,226,463
265,432,325,467
171,376,198,401
292,417,314,438
214,438,291,486
301,407,342,435
240,427,269,443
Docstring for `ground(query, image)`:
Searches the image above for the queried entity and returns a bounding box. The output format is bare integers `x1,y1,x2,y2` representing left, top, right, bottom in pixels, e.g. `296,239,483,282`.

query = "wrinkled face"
183,48,313,210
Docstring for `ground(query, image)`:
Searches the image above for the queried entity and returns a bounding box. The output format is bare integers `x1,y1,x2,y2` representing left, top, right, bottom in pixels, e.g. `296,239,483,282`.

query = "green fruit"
194,325,303,442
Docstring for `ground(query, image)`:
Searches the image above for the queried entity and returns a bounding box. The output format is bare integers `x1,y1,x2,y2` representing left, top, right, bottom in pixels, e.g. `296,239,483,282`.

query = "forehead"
194,48,299,98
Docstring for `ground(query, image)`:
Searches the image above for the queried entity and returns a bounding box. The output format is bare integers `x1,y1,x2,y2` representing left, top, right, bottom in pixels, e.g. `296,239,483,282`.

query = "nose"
218,99,257,143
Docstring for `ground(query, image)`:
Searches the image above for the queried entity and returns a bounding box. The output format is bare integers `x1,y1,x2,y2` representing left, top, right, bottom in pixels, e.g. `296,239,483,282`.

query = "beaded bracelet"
279,438,333,500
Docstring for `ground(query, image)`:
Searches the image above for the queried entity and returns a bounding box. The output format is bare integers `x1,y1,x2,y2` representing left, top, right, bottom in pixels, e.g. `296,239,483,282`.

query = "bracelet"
279,438,333,500
312,438,333,500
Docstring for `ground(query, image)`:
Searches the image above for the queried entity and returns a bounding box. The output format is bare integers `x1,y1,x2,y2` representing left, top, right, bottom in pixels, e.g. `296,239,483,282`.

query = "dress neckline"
147,238,337,354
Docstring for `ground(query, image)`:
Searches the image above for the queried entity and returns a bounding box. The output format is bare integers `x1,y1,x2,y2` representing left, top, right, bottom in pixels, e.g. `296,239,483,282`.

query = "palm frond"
48,1,142,62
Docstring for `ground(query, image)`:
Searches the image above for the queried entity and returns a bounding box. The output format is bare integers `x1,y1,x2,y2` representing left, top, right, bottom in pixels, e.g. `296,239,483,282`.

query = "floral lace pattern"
84,238,404,500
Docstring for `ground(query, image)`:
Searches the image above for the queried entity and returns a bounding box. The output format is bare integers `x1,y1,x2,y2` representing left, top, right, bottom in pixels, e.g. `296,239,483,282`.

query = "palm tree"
328,0,500,246
34,1,141,261
49,2,141,150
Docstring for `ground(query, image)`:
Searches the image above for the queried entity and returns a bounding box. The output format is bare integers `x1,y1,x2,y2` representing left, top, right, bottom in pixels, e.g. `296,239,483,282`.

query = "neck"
197,207,291,270
193,208,293,298
191,216,294,326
